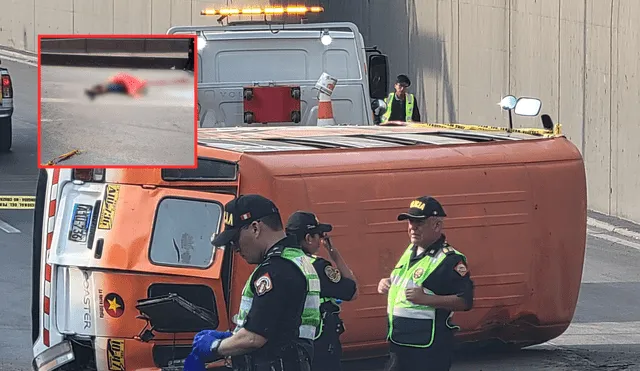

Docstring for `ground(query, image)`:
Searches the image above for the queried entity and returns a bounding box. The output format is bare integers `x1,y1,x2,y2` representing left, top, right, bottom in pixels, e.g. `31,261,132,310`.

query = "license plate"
68,203,93,242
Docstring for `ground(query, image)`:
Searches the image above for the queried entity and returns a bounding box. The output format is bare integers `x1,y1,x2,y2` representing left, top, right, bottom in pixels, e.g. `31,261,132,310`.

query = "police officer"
285,211,358,371
187,194,321,371
380,74,422,124
378,196,474,371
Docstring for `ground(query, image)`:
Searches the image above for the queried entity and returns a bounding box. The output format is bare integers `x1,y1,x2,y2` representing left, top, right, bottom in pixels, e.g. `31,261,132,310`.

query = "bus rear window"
149,198,222,268
161,158,237,181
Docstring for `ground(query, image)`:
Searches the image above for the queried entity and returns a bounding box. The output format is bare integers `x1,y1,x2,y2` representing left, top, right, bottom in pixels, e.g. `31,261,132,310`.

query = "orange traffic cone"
315,72,337,126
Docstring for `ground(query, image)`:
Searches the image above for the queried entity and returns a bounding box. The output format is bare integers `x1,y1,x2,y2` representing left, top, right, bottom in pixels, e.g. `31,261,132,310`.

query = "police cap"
285,211,333,236
396,74,411,87
397,196,446,221
212,194,281,247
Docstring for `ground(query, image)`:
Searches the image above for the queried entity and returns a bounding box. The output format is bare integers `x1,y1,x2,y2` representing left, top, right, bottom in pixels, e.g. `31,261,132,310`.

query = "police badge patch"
413,268,425,280
324,265,341,283
254,273,273,296
454,261,468,277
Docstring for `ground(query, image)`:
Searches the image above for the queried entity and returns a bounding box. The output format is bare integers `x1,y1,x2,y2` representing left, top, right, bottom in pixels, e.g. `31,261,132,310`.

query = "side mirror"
514,97,542,116
368,54,389,100
498,95,517,111
498,95,542,130
371,99,386,115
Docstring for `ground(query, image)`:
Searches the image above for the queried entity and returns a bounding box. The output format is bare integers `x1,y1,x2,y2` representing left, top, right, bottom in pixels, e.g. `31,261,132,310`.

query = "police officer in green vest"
189,194,321,371
285,211,358,371
378,196,474,371
380,74,422,124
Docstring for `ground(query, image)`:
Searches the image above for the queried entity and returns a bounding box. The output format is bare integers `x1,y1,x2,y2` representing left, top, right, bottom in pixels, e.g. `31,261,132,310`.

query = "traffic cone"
315,72,338,126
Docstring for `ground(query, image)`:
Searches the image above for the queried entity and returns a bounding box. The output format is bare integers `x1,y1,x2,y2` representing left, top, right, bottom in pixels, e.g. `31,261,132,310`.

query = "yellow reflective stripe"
405,93,414,121
305,295,320,309
393,307,435,320
300,325,316,339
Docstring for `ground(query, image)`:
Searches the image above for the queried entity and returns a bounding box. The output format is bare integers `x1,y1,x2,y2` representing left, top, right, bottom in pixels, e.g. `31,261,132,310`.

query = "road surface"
39,65,196,166
2,58,640,370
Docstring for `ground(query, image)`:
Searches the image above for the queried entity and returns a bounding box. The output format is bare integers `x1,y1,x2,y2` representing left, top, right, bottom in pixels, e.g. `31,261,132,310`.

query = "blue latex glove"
192,330,233,361
194,330,233,343
183,352,206,371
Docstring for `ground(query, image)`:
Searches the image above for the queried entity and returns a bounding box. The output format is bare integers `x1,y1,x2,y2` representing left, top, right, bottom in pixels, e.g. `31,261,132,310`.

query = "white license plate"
68,203,93,242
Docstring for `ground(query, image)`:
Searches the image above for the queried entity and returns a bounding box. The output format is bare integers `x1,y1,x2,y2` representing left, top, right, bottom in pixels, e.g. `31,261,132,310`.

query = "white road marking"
41,97,194,108
588,217,640,241
547,321,640,346
587,227,640,251
0,218,21,233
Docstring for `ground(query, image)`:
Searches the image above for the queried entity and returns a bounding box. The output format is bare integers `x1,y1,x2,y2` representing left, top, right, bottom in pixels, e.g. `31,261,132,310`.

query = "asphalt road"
2,58,640,370
40,65,196,166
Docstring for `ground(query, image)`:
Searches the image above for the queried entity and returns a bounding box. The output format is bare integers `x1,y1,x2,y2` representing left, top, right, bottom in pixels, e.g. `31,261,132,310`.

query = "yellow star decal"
107,297,121,313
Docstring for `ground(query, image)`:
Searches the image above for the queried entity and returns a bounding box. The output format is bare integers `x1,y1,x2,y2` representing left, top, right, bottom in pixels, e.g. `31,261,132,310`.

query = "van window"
150,198,222,268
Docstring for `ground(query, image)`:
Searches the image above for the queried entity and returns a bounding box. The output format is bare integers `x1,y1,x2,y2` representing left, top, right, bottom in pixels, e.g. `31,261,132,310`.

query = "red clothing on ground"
108,73,147,97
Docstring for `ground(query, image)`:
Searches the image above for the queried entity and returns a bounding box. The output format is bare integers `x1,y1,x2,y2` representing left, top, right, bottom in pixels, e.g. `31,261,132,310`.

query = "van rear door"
46,182,234,339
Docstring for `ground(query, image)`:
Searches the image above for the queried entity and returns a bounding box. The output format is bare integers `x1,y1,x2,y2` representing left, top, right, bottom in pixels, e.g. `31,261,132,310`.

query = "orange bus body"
32,125,587,370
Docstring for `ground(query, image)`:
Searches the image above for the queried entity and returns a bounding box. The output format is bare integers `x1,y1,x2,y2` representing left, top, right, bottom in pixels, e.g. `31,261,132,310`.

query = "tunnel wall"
1,0,638,222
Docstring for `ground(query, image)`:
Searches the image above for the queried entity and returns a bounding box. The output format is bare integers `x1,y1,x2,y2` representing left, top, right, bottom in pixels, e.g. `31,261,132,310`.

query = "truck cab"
0,58,14,152
167,6,389,128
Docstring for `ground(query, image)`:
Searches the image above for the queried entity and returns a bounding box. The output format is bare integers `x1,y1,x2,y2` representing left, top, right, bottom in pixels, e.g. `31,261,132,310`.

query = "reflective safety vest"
308,255,341,340
233,247,322,340
381,92,415,123
387,243,466,348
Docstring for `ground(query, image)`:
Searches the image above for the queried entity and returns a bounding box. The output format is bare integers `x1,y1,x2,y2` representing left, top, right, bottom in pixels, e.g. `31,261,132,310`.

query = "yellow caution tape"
394,122,563,138
0,196,36,209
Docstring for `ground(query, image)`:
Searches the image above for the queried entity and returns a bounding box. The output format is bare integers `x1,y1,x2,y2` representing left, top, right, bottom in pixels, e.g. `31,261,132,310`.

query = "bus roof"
197,124,561,153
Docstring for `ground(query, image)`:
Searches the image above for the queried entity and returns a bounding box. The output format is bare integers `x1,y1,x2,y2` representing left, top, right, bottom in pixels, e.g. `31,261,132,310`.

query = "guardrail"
39,38,191,69
40,38,190,54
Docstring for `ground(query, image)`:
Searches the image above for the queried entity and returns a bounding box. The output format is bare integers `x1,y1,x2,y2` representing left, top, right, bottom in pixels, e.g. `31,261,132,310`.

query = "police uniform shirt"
241,235,314,360
388,94,421,122
408,234,474,328
313,257,357,304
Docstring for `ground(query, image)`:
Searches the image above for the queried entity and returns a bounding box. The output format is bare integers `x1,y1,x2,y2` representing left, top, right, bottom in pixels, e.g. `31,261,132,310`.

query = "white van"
167,11,389,127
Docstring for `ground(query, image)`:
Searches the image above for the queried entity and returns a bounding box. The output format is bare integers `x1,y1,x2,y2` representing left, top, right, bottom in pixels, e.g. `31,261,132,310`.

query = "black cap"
396,74,411,86
211,194,281,247
285,211,333,236
397,196,446,221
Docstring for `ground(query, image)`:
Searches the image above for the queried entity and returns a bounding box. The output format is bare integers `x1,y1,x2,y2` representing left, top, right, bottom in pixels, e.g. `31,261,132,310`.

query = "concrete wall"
0,0,638,223
319,0,640,224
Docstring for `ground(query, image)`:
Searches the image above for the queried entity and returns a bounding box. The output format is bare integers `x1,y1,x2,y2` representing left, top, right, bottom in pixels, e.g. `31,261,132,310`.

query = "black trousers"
311,313,345,371
231,344,312,371
383,329,454,371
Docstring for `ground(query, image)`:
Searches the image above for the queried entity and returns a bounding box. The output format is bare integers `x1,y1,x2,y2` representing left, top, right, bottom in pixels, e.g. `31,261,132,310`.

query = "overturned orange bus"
31,115,587,370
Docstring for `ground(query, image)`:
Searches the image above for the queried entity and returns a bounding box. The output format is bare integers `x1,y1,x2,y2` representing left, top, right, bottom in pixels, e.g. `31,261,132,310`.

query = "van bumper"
32,340,75,371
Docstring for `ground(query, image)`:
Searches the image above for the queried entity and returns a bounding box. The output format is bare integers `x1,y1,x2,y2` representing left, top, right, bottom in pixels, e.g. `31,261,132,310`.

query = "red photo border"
37,33,199,170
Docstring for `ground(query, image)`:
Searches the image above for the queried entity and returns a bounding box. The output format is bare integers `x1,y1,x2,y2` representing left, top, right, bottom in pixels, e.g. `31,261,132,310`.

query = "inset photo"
38,34,197,168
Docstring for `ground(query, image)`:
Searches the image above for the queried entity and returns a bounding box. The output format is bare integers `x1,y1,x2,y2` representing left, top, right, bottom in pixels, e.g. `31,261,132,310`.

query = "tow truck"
0,58,14,152
166,5,390,128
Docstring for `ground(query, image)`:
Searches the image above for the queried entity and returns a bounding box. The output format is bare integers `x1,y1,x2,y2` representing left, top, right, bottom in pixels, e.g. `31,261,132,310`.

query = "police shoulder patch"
324,265,341,283
454,261,468,277
254,273,273,296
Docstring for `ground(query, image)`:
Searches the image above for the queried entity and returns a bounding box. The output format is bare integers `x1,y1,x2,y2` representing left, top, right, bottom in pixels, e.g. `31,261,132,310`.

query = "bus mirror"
514,97,542,116
498,95,517,111
368,54,389,100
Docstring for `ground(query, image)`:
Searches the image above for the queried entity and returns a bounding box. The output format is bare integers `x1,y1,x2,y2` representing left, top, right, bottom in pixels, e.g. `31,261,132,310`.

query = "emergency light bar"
200,6,324,16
